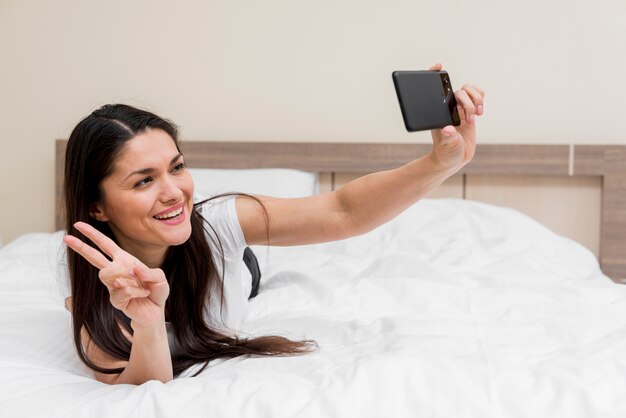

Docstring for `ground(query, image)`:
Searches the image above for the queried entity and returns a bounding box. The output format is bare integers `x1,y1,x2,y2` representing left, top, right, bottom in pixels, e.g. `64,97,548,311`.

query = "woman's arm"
66,297,171,385
238,67,485,247
238,153,456,246
64,224,173,385
108,319,171,385
84,323,171,385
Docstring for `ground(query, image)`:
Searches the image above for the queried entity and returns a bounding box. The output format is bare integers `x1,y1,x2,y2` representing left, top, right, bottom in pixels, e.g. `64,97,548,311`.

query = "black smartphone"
392,70,461,132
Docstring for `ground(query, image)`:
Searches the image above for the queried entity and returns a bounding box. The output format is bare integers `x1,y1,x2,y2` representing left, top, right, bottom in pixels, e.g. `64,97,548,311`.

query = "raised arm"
238,65,485,247
64,222,173,385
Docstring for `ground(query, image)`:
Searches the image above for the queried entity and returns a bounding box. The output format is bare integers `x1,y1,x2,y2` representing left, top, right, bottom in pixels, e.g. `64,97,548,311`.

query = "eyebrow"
124,153,183,181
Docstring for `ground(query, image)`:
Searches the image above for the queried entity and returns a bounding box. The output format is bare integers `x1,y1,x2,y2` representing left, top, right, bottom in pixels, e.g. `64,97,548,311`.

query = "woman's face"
92,128,194,266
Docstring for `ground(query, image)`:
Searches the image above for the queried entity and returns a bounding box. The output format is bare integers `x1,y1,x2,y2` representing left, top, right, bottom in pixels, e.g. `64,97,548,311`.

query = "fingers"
132,265,167,284
100,267,150,309
65,221,133,271
463,84,485,115
100,264,154,304
455,84,485,124
64,221,168,314
110,285,150,310
455,89,475,124
99,266,143,290
425,65,485,122
73,221,122,260
63,234,111,270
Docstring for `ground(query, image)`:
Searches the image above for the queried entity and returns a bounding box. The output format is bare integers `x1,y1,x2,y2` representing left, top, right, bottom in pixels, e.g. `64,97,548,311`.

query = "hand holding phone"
392,64,485,173
392,70,461,132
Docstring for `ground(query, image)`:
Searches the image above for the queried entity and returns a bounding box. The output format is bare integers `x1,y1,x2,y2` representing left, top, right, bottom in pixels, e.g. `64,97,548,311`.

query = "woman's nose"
159,177,183,203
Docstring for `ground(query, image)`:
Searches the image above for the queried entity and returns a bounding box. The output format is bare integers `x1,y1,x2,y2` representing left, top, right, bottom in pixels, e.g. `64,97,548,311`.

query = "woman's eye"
172,162,185,173
134,177,153,188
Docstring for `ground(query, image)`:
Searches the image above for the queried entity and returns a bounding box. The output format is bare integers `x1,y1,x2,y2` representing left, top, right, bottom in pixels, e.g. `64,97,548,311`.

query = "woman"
63,64,485,385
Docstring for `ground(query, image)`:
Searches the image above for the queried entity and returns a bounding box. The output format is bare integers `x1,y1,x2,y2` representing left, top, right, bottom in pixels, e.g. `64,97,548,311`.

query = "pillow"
188,168,318,199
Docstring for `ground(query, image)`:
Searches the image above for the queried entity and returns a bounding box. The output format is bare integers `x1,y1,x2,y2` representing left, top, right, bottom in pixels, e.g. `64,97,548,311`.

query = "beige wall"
1,0,625,244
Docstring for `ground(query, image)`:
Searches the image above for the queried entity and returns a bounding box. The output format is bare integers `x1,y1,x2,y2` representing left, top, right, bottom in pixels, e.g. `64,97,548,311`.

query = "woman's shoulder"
195,194,237,219
194,194,246,256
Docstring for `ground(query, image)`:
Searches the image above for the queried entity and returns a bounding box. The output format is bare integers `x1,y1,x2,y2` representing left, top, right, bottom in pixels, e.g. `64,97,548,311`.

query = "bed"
1,141,625,417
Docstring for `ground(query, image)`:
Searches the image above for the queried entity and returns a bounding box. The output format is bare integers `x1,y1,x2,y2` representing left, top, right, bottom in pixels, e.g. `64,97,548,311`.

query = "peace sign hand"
64,222,170,328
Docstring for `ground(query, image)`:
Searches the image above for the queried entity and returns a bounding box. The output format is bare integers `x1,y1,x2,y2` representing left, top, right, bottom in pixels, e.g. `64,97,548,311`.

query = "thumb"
441,125,457,137
434,126,461,150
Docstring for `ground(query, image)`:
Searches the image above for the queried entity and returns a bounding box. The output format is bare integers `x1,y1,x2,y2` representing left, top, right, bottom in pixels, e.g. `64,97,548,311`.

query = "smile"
153,203,187,226
154,206,183,220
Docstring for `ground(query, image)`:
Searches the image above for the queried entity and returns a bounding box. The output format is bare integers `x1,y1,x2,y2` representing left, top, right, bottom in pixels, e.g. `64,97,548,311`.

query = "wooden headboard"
55,140,626,282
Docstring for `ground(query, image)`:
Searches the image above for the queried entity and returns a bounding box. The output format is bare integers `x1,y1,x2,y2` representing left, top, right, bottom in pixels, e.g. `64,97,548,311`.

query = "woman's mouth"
153,204,186,225
154,207,183,220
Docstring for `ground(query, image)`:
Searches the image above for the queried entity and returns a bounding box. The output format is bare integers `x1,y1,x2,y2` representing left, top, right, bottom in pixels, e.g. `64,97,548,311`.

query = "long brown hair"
65,104,316,377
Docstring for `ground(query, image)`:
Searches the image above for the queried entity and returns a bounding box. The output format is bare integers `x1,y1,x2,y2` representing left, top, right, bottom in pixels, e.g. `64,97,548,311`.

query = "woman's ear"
89,203,109,222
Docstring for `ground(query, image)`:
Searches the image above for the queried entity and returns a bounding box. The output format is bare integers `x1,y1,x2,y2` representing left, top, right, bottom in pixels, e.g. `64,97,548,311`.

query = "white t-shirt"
197,196,250,329
60,196,250,332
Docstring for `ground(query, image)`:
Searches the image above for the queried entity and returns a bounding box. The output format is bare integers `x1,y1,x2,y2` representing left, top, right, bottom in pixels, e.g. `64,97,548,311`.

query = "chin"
167,225,193,246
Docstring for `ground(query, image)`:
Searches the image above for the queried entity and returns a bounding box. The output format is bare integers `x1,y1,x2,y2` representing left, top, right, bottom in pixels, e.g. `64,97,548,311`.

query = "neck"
134,247,167,268
109,229,168,268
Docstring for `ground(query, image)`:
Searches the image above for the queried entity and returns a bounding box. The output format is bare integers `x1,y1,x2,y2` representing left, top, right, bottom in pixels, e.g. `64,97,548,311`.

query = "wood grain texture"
55,140,67,232
180,141,432,172
574,145,626,281
318,172,333,194
463,144,570,176
466,175,602,256
180,142,573,176
573,145,606,176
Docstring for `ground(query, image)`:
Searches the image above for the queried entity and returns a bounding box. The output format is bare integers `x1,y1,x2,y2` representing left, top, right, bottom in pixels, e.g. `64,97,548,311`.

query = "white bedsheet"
1,199,626,418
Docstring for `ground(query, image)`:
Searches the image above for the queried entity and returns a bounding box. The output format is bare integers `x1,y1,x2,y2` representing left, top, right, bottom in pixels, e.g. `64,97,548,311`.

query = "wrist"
424,152,462,177
130,312,166,333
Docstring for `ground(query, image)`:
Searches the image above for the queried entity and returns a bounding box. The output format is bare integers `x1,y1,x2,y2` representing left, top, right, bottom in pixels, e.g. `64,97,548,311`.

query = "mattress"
1,199,626,418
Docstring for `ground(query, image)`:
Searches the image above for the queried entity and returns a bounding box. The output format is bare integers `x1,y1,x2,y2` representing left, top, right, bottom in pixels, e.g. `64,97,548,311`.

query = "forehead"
112,129,179,173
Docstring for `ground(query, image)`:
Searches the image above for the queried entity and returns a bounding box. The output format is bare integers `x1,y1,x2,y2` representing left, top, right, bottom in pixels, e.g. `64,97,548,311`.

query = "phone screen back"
392,71,461,132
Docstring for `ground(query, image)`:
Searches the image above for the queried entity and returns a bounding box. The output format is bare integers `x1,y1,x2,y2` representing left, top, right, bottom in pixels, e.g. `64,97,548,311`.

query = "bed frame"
55,140,626,282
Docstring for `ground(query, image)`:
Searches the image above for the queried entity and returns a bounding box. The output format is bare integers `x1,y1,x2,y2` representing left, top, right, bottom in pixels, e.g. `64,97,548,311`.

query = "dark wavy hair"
64,104,315,377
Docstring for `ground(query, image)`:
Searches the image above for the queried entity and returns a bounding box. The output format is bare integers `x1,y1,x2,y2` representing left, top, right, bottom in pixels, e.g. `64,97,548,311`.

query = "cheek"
183,172,195,196
182,175,195,217
176,173,195,205
105,193,155,222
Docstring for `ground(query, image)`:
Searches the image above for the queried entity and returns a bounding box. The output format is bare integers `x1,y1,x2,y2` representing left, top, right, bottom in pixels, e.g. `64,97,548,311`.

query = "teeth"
155,207,183,220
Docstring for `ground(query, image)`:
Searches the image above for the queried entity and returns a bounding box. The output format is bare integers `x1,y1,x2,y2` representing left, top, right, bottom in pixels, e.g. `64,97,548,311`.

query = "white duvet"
1,199,626,418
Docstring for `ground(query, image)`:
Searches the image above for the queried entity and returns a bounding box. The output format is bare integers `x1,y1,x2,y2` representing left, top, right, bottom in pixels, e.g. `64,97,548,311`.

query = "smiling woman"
63,104,317,384
90,129,195,267
61,73,484,384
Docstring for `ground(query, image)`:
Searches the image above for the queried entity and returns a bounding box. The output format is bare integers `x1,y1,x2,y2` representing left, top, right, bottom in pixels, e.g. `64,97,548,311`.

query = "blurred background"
1,0,625,244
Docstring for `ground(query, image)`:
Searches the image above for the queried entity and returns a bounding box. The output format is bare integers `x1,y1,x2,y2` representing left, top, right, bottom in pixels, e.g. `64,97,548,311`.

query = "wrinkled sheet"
1,199,626,418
